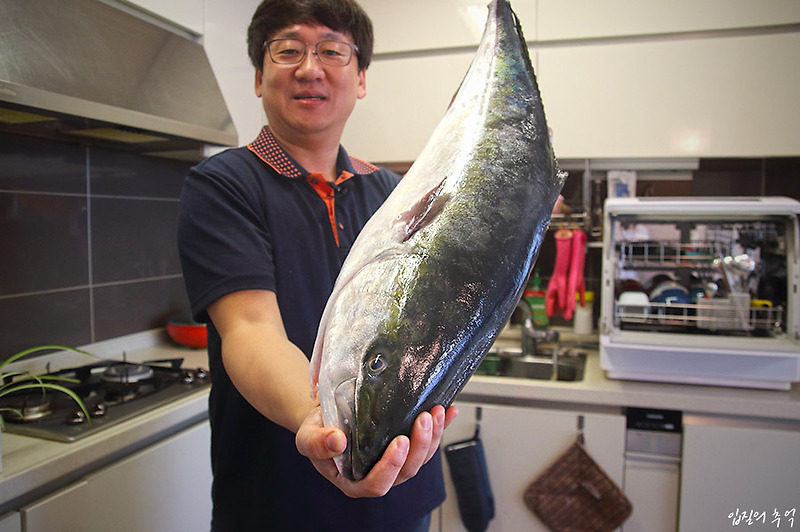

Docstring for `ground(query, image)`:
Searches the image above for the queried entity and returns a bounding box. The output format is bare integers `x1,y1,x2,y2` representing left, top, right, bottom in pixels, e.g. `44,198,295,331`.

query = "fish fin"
309,321,326,401
396,178,450,242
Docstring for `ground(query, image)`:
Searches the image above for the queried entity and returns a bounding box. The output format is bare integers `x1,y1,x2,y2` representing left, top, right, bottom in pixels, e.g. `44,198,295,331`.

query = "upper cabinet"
343,51,477,163
538,31,800,159
537,0,800,41
346,0,800,162
359,0,537,53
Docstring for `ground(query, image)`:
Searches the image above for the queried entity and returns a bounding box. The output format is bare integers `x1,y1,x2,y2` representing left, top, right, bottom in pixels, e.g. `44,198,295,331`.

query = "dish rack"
615,295,782,333
600,197,800,390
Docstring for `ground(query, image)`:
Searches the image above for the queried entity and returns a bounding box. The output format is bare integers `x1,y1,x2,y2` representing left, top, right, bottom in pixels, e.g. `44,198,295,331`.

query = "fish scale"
310,0,566,480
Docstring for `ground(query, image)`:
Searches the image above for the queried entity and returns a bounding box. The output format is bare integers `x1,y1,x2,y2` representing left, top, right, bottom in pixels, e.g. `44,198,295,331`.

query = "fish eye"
366,353,387,376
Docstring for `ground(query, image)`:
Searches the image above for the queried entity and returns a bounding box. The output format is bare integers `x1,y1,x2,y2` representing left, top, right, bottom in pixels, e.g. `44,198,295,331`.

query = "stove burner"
101,364,154,384
3,395,53,423
0,357,210,442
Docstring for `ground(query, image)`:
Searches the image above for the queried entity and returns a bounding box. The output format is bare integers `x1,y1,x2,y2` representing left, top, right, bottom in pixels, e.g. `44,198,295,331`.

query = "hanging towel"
445,420,495,532
523,440,632,532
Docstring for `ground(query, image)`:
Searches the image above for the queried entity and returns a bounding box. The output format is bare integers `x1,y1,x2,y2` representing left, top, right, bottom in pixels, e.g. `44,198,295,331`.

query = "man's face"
256,24,366,143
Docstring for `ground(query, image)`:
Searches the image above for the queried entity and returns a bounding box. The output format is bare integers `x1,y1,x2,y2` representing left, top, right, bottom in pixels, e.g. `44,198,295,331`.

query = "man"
177,1,457,530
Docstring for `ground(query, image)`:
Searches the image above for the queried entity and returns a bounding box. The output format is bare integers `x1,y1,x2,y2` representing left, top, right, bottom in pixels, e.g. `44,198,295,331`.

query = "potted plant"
1,345,91,473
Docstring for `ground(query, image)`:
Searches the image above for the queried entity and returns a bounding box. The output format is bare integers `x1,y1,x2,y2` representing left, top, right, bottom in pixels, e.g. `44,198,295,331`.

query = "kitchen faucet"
516,299,560,358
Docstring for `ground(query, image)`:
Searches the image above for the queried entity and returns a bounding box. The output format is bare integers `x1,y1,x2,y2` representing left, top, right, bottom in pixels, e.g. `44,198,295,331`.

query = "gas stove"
0,358,210,442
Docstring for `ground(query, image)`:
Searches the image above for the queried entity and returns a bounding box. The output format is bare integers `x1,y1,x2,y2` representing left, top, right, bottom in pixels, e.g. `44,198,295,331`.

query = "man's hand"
296,404,458,498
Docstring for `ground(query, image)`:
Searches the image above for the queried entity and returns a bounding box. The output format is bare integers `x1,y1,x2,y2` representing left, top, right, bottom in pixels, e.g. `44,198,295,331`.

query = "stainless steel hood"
0,0,237,157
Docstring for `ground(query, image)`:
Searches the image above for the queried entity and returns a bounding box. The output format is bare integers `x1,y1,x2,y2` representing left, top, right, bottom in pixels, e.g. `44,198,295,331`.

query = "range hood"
0,0,237,158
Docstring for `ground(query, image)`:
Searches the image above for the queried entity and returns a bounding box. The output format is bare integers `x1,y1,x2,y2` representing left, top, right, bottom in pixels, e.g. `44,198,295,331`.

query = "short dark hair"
247,0,374,72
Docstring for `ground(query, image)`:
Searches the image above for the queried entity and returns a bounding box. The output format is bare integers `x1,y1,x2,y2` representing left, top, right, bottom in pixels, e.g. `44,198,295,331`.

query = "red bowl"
166,316,207,348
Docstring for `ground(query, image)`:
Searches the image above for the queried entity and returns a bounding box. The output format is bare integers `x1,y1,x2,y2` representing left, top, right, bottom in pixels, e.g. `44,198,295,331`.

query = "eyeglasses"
264,39,359,67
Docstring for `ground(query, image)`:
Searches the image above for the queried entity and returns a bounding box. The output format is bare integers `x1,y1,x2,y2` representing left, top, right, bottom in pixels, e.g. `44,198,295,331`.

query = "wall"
0,132,193,359
0,0,262,361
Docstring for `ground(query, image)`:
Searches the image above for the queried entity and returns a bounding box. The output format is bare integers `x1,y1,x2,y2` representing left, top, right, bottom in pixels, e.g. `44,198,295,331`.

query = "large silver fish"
310,0,566,480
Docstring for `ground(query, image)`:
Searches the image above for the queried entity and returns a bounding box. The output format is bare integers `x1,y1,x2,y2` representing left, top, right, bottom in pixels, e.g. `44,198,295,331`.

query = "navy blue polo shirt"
177,127,446,532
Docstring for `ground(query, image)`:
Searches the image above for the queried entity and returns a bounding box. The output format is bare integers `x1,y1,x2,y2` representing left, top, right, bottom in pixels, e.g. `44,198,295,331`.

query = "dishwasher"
622,408,682,532
599,197,800,389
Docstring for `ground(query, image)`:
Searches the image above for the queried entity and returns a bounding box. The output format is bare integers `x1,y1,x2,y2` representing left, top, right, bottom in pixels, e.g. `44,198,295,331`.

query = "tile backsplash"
0,132,194,360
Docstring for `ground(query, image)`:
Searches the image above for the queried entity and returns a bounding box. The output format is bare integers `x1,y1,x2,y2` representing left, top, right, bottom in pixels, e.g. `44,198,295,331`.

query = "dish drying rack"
615,296,784,334
600,197,800,390
616,241,734,269
614,224,786,335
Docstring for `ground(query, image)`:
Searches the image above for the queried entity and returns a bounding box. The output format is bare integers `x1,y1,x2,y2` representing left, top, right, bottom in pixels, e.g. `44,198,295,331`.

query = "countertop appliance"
0,357,210,442
600,197,800,390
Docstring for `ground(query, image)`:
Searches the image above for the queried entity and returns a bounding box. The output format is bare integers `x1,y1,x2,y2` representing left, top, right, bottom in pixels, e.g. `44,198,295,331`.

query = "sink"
477,346,587,382
507,353,587,381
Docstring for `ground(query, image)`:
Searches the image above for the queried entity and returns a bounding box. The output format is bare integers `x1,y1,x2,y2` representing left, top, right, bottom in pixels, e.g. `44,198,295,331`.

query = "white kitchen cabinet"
0,512,20,532
343,51,477,163
437,402,625,532
358,0,538,54
538,32,800,159
346,22,799,162
679,420,800,531
21,421,212,532
537,0,800,41
343,1,799,162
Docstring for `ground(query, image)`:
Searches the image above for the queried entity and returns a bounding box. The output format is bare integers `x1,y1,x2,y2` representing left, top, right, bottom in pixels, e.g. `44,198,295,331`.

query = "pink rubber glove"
564,229,587,320
546,229,573,319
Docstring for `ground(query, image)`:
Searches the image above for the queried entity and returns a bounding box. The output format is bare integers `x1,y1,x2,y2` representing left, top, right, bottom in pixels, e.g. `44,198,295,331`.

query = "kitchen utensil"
716,255,755,294
729,254,756,275
645,273,675,295
166,313,207,348
704,281,719,299
649,281,690,305
617,291,650,322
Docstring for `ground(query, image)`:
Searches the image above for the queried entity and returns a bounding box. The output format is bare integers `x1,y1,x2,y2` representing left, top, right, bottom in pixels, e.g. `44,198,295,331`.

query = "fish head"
350,336,416,480
324,326,420,480
314,270,404,480
318,291,433,480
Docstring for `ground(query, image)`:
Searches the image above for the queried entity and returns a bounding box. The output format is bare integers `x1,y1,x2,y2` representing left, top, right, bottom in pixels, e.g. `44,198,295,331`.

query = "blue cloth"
178,127,445,532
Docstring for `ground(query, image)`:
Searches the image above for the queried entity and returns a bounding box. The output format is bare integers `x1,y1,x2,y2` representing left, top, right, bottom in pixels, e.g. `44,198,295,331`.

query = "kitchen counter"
4,325,800,515
0,332,210,515
460,325,800,424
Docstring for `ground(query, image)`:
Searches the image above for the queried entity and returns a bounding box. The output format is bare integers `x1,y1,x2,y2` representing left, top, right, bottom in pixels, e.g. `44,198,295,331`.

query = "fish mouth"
332,377,359,480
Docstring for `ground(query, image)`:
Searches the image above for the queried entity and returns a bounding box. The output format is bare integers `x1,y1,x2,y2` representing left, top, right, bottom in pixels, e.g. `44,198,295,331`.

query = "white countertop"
0,333,210,514
3,325,800,514
461,326,800,423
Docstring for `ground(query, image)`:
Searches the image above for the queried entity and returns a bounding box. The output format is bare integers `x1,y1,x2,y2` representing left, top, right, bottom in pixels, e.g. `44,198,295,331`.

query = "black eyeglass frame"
263,39,360,67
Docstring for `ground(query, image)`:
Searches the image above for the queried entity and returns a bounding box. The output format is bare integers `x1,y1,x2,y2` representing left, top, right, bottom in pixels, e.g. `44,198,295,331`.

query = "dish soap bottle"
524,271,548,328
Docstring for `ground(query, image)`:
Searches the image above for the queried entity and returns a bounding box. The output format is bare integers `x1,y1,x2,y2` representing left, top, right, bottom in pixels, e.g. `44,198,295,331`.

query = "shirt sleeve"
177,151,276,322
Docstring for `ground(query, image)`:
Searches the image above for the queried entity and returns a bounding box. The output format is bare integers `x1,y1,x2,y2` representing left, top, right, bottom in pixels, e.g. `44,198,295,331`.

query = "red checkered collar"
247,126,379,179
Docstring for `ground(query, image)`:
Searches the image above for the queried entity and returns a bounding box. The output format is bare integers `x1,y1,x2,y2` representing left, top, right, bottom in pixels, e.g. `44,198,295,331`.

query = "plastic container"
574,291,594,335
